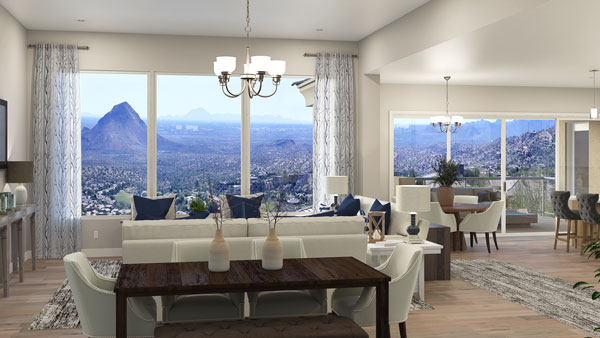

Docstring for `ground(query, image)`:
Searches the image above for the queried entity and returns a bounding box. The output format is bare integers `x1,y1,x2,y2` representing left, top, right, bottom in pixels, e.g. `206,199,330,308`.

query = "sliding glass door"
392,115,557,235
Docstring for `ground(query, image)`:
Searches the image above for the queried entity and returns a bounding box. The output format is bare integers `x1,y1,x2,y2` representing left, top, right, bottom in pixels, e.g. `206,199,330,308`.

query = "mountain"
82,102,178,152
160,106,311,125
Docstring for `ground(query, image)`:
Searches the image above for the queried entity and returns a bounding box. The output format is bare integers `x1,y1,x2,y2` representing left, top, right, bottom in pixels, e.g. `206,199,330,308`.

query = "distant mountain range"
82,102,178,152
160,106,311,124
394,119,555,146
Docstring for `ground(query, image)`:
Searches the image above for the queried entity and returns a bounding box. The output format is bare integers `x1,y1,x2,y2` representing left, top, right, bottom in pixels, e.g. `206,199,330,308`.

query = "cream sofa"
122,216,368,264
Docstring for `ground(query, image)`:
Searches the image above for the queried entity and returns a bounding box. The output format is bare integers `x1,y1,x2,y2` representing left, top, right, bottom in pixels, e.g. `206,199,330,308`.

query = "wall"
589,121,600,193
374,83,594,199
25,30,358,253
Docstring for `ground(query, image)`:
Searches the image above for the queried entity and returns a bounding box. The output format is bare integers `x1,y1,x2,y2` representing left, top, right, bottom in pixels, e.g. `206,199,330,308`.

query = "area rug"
452,259,600,337
30,260,433,330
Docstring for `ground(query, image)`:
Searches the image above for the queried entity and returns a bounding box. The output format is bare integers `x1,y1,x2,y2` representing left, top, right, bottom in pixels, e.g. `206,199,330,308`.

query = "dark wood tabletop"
440,202,491,214
115,257,392,338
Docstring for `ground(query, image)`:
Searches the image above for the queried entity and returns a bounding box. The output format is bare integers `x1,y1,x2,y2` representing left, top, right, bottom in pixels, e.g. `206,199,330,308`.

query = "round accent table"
441,202,491,251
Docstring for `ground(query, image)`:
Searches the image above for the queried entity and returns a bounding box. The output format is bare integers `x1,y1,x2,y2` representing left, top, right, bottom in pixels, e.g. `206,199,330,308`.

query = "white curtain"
32,44,81,258
312,53,355,211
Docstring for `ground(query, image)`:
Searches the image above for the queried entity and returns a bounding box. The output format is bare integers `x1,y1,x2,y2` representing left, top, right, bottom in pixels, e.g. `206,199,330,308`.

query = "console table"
1,204,36,297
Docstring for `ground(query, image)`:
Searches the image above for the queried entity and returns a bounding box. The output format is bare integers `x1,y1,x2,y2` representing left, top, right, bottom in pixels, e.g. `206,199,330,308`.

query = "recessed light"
77,19,86,22
316,28,324,32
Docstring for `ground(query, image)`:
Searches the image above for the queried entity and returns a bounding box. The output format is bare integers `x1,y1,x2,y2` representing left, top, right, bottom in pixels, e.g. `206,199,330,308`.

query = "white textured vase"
14,184,27,206
208,229,230,272
262,227,283,270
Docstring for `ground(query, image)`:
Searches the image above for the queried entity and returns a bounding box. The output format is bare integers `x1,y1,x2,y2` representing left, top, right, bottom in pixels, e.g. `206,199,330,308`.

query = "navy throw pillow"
305,211,335,217
369,199,391,235
337,194,361,216
226,194,263,219
133,195,174,220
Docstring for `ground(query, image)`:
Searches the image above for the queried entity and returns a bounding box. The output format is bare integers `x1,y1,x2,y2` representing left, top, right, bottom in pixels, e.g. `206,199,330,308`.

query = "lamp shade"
7,161,33,183
324,176,348,195
396,185,430,213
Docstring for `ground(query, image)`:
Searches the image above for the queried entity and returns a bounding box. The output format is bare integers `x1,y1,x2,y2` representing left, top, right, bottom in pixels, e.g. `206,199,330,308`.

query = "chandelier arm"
249,77,264,96
256,82,280,98
222,80,248,98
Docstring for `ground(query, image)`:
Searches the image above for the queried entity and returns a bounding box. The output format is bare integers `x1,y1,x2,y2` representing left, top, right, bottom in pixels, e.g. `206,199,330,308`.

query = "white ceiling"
0,0,429,41
379,0,600,88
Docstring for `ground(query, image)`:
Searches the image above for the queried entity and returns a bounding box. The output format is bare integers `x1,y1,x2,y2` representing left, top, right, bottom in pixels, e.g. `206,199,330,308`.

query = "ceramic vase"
208,229,230,272
437,186,455,206
262,227,283,270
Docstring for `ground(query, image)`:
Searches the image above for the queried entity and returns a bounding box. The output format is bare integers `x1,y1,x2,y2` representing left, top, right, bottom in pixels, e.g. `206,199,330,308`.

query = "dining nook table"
441,202,491,251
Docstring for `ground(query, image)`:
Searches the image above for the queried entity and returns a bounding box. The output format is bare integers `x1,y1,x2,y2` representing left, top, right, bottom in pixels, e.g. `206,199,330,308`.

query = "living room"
1,0,600,337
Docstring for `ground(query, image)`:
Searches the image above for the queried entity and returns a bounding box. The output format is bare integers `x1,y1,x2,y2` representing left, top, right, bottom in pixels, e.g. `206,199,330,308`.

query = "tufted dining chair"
551,191,580,252
576,193,600,255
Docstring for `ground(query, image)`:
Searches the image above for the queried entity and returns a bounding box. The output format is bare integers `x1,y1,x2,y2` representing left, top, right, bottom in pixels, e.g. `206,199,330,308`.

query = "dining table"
114,257,392,338
441,202,491,251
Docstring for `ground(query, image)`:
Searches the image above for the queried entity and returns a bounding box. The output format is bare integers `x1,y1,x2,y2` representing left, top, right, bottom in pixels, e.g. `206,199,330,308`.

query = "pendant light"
591,69,598,119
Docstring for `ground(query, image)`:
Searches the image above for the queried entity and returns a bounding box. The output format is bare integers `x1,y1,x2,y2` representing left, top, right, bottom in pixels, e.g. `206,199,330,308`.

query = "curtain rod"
27,44,90,50
303,53,358,58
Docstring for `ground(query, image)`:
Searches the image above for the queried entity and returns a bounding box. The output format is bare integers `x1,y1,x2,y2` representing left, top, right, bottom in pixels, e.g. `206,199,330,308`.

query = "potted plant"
432,156,459,206
188,197,210,219
574,241,600,334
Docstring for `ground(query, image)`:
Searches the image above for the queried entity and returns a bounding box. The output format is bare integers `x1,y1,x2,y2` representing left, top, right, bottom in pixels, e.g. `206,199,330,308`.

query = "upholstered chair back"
576,193,600,225
63,252,156,337
172,238,254,262
251,237,306,259
551,191,580,220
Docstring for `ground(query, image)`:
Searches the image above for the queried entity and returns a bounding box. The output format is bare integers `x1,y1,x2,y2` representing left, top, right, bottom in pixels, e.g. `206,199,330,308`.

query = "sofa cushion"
226,194,263,219
369,199,391,235
246,216,365,237
122,219,249,240
337,194,361,216
132,195,175,220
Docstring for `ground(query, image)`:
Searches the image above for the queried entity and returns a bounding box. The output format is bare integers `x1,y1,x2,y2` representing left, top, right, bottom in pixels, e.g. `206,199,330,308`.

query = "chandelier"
431,76,463,133
591,69,598,119
213,0,286,99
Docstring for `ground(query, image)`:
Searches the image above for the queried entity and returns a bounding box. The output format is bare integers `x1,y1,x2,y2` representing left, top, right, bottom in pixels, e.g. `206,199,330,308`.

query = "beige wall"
589,122,600,193
25,30,358,252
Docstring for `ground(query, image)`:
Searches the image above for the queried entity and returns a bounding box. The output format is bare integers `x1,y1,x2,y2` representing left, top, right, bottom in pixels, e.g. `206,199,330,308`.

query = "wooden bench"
154,315,368,338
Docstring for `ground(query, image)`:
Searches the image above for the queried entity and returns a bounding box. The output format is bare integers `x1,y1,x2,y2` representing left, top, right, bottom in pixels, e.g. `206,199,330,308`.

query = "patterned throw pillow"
226,193,264,219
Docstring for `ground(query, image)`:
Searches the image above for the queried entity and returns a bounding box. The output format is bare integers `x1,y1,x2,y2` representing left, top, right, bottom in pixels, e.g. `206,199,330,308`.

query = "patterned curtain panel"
32,44,81,258
312,53,355,211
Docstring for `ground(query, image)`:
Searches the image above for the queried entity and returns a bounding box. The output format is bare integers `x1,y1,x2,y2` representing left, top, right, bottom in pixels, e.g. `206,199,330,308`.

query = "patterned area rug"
452,259,600,337
30,260,433,330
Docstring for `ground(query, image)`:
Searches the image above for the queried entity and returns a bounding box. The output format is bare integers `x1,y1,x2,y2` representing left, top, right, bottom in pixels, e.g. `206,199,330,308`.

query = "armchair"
248,238,327,318
63,252,156,337
419,202,457,232
331,243,423,338
459,201,504,253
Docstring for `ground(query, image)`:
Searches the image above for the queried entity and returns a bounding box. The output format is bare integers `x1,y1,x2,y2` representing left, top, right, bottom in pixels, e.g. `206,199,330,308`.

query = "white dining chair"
248,237,327,318
163,238,251,322
63,252,157,337
419,202,457,232
454,195,479,204
331,243,423,338
459,200,504,253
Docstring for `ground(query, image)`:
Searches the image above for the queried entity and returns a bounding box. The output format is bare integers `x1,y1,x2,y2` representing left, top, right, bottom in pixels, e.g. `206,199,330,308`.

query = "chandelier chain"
245,0,252,46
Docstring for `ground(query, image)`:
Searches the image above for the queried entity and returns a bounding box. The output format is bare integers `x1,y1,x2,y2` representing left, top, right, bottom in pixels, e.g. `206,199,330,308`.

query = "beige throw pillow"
130,194,177,220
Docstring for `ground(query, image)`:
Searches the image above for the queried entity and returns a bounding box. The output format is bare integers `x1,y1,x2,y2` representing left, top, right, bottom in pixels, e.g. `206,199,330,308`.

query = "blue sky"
80,73,312,123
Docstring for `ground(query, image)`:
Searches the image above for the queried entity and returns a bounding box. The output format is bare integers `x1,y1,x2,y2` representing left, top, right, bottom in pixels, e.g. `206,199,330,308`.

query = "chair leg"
581,223,588,256
470,232,474,247
566,219,571,253
474,233,478,243
399,322,407,338
485,233,491,254
554,218,560,250
492,232,499,250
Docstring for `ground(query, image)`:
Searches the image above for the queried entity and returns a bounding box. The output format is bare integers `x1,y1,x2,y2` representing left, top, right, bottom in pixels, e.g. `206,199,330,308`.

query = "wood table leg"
116,293,127,338
11,223,17,274
1,225,8,297
376,281,390,338
17,219,24,282
453,213,464,251
30,214,36,271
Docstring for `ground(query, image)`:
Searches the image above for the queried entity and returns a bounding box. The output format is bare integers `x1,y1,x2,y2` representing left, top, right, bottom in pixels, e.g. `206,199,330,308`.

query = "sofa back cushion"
122,219,248,240
246,216,365,237
172,238,254,262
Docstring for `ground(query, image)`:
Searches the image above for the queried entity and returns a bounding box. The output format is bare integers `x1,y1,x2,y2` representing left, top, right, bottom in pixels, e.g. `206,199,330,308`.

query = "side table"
425,223,451,281
2,205,36,297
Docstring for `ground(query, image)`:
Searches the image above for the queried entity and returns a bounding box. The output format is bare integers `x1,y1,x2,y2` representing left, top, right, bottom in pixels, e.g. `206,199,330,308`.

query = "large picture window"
80,73,148,216
250,78,313,211
156,75,241,213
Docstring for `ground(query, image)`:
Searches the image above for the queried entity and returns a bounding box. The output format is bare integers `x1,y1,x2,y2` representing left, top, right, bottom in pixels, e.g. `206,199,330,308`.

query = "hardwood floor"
1,236,598,338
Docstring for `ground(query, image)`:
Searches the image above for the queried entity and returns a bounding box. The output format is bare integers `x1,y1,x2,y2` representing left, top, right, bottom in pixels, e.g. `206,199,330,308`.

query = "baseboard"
82,248,123,258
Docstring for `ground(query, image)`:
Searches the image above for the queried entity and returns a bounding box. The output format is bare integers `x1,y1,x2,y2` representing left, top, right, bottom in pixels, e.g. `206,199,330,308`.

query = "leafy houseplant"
432,156,460,206
188,197,210,219
574,241,600,335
